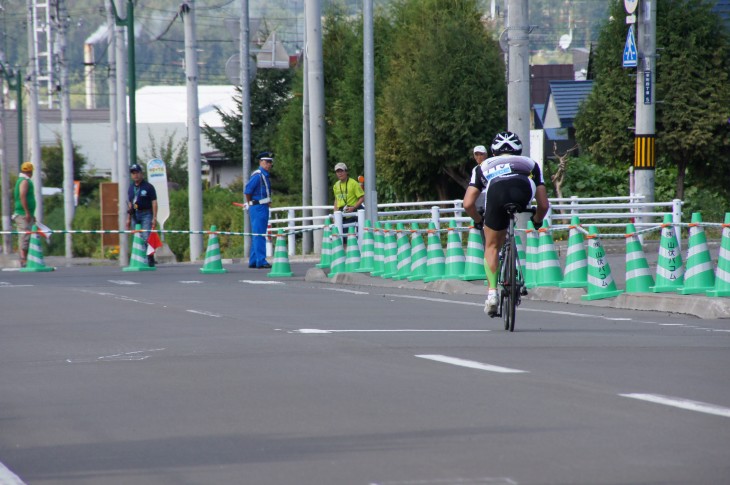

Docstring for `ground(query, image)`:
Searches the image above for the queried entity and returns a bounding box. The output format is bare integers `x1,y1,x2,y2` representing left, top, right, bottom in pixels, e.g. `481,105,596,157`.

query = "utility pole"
27,1,44,223
182,1,203,261
363,0,377,223
240,0,252,259
54,0,75,260
106,0,118,183
305,0,327,252
632,0,656,205
114,0,129,265
301,8,312,254
506,0,530,156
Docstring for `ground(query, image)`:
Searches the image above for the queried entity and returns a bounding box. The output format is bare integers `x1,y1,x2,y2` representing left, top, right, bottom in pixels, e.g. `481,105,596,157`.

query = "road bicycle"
497,204,535,332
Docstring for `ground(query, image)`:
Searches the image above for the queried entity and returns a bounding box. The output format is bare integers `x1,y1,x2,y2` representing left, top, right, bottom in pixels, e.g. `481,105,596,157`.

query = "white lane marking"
659,324,685,326
179,280,203,284
66,348,166,364
0,282,33,287
371,478,518,485
0,268,21,272
0,462,25,484
321,288,369,295
620,393,730,418
186,309,222,318
384,294,631,321
239,280,284,285
108,280,139,285
292,329,492,334
416,354,527,374
78,289,155,305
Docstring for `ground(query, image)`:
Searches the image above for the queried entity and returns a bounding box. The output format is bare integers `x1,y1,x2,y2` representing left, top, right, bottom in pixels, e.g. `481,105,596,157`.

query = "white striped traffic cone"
200,225,227,274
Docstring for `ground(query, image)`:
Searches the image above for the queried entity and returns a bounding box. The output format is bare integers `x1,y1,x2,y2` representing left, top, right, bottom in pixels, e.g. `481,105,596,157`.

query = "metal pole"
0,57,10,254
506,0,530,157
305,0,327,252
240,0,252,259
113,0,129,265
182,1,203,261
106,0,118,182
55,0,75,260
363,0,377,224
126,0,137,168
26,1,43,222
633,0,656,207
301,6,312,254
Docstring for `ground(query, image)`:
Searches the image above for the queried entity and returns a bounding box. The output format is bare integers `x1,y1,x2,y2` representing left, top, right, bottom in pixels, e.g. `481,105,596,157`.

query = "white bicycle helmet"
490,131,523,156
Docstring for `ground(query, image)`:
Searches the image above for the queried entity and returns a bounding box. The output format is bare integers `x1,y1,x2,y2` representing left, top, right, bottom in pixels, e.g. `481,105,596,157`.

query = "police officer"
243,152,274,269
126,163,158,267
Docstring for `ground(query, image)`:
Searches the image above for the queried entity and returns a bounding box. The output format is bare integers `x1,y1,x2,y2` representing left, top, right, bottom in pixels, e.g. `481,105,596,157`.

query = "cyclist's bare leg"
483,226,507,316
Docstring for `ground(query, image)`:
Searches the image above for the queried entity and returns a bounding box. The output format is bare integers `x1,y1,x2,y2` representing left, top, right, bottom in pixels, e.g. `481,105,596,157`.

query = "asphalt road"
1,263,729,485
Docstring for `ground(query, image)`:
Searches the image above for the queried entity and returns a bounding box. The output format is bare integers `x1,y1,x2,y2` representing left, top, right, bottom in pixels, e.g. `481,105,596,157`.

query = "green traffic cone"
316,217,332,269
381,223,398,279
624,223,654,293
357,220,375,272
391,223,412,281
124,224,155,272
423,222,446,283
560,216,587,288
344,226,362,273
443,220,465,280
268,229,293,277
371,221,386,277
524,221,539,288
328,226,346,278
707,213,730,297
200,225,227,274
19,226,54,272
652,214,684,292
407,223,428,282
461,225,487,281
581,226,623,301
535,220,563,287
678,213,715,294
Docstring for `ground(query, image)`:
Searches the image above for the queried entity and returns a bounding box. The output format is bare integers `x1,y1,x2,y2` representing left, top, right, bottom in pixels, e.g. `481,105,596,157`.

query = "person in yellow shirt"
332,163,364,215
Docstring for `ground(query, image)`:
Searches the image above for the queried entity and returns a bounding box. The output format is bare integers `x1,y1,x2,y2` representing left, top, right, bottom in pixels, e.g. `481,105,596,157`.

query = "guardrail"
267,196,685,257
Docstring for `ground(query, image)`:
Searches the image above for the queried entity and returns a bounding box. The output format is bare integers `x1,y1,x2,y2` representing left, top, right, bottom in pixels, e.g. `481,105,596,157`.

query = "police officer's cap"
129,163,143,173
257,151,274,162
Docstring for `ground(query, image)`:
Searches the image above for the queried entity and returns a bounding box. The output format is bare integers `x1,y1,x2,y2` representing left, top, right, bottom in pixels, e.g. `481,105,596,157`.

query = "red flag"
147,231,163,256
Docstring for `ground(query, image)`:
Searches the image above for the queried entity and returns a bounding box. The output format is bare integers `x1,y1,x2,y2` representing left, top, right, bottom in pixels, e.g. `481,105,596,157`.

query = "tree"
201,67,294,180
41,137,87,187
376,0,506,201
575,0,730,200
141,131,188,188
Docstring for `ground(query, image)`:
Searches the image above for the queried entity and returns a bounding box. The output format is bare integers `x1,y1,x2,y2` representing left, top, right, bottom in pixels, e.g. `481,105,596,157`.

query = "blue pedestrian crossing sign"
623,25,638,68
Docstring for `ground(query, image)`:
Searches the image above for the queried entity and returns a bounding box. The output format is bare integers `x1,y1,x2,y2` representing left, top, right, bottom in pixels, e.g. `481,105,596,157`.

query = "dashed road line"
108,280,139,285
416,354,528,374
321,288,369,295
186,309,222,318
0,462,25,484
620,393,730,418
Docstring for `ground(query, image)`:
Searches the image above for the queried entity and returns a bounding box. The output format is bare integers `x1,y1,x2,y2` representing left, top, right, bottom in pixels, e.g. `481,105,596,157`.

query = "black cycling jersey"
468,154,545,192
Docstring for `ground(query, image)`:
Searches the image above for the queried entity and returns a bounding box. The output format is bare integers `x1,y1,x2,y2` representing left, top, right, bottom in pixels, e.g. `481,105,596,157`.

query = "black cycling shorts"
483,177,535,231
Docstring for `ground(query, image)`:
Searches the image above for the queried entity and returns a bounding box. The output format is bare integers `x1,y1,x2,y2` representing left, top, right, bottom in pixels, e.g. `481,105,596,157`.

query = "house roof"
135,85,238,127
545,80,594,128
530,64,574,106
713,0,730,29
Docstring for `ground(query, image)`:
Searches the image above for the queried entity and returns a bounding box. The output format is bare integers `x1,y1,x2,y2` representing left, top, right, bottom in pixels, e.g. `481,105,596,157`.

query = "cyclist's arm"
533,185,549,222
463,186,482,223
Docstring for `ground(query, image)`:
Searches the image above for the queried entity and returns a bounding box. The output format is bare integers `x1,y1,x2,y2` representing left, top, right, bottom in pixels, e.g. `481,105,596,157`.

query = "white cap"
473,145,487,154
334,163,348,171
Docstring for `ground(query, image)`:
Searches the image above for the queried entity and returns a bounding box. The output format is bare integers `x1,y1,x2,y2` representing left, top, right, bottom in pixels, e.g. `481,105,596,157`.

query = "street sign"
643,70,652,104
623,25,638,68
625,0,639,14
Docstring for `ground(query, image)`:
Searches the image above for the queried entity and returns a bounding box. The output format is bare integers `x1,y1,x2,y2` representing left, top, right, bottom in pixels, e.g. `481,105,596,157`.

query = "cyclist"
463,131,550,317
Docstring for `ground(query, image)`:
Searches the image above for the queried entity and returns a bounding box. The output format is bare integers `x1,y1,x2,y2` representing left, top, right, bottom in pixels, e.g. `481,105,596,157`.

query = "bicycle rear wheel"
500,241,515,331
506,237,518,332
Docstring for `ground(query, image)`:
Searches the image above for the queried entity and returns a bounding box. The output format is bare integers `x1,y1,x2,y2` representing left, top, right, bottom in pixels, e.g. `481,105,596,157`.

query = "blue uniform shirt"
244,168,271,202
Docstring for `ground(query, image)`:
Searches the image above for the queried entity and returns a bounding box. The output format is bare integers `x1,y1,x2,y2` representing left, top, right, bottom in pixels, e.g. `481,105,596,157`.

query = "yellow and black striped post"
634,135,655,169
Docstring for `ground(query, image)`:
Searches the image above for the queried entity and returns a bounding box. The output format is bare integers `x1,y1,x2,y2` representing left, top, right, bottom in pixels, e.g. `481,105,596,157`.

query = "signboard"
643,70,652,104
623,25,638,68
146,158,170,232
624,0,639,14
